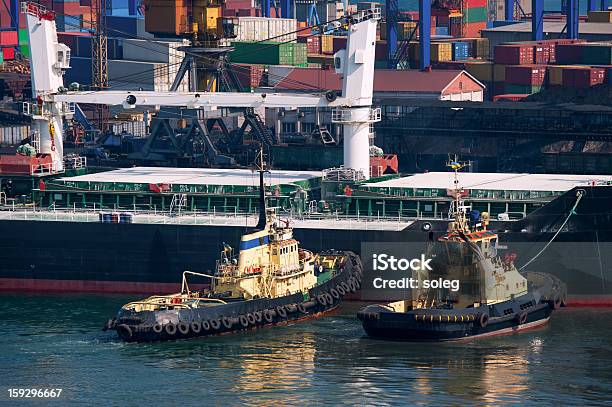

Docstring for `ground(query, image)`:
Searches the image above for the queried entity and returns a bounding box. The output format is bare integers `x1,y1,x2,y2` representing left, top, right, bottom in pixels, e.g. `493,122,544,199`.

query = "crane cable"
518,189,585,271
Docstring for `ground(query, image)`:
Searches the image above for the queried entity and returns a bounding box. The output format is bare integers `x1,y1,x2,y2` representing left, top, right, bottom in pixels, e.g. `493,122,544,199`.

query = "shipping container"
121,38,187,64
547,65,576,86
451,42,469,61
556,43,584,65
321,34,333,54
580,43,612,65
505,65,547,86
587,10,612,22
0,31,17,46
493,94,530,102
463,7,487,23
493,63,507,82
230,41,307,65
463,21,487,38
494,44,534,65
562,66,606,88
306,36,320,54
2,47,15,61
233,17,297,42
231,63,264,90
431,42,452,62
464,60,493,82
504,83,542,94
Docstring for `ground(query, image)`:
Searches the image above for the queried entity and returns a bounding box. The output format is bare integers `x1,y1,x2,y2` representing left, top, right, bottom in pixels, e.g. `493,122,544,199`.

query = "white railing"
331,107,381,123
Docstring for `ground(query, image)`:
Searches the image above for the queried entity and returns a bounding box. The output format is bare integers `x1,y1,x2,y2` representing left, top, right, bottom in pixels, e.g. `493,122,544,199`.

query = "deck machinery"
20,1,381,180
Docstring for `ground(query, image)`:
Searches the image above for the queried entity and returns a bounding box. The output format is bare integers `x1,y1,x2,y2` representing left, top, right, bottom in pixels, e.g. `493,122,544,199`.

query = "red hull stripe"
0,278,611,307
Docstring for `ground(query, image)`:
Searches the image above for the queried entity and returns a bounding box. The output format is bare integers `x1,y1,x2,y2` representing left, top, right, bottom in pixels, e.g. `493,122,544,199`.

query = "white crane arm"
53,91,345,109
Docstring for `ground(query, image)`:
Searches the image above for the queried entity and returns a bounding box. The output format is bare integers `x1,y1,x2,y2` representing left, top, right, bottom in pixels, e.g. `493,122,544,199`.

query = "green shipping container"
230,41,307,66
580,43,612,65
18,29,28,45
19,44,30,58
464,7,487,23
505,83,542,94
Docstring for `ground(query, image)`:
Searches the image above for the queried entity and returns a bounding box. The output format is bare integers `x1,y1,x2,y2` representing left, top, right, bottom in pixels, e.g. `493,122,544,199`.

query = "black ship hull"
357,272,565,341
0,186,611,304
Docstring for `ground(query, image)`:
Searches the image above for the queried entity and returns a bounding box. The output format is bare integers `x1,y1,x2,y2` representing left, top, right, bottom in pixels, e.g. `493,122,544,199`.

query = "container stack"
230,41,307,66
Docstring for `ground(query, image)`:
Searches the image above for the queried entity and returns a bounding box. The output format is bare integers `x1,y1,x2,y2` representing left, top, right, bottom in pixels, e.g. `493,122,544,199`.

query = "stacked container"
230,41,307,66
233,17,297,43
451,42,469,61
494,44,534,64
231,63,264,91
505,65,546,94
561,67,606,88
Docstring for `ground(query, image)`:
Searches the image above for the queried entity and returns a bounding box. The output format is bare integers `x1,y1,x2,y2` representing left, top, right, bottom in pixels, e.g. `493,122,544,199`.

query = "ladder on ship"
169,194,187,216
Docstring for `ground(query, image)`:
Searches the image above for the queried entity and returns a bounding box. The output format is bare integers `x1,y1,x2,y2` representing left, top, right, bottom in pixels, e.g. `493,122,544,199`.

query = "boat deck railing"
0,204,428,231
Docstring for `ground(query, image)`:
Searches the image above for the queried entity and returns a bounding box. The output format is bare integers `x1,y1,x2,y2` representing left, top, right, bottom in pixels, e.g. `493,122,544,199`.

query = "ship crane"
21,1,381,179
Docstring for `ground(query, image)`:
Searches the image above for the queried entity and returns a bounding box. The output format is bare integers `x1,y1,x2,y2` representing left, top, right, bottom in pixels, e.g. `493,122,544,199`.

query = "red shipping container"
463,21,487,38
533,44,552,64
494,44,534,64
2,47,15,60
233,63,264,89
306,36,320,54
0,31,17,46
464,0,487,8
506,65,547,85
562,67,606,88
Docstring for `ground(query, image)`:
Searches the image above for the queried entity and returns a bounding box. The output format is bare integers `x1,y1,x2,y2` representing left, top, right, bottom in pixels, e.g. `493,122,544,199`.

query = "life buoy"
178,322,190,335
165,323,177,335
330,288,340,299
152,323,163,334
201,320,211,331
263,310,274,323
297,303,306,313
276,306,287,318
210,319,221,330
117,324,132,340
239,315,249,327
222,317,233,329
254,311,263,322
190,322,201,334
479,313,489,328
517,312,528,325
246,313,256,325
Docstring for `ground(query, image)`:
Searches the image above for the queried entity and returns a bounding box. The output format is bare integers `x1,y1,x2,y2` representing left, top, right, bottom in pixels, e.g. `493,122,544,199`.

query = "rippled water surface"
0,294,611,405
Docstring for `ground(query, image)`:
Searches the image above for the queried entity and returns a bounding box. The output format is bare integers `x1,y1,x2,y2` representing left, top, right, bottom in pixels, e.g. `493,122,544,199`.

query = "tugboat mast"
446,154,471,233
255,147,269,231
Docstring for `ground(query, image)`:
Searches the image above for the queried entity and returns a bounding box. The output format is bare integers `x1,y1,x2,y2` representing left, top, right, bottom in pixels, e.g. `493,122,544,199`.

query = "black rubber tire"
330,288,340,299
317,295,327,306
152,323,163,334
517,312,528,325
222,316,232,329
210,319,221,330
239,315,249,328
324,293,333,304
117,324,132,340
479,313,489,328
340,282,350,292
254,311,263,322
178,322,189,335
337,285,346,296
297,303,306,313
165,323,177,336
190,322,201,334
263,310,274,323
276,306,287,318
201,320,211,331
246,313,256,325
348,279,357,293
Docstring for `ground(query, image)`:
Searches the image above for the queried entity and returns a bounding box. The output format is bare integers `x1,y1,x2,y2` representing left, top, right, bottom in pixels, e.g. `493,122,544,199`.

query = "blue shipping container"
435,26,449,36
451,42,469,61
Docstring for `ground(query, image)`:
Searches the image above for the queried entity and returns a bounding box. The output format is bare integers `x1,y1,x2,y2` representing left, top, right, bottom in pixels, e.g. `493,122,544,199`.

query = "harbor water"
0,294,610,405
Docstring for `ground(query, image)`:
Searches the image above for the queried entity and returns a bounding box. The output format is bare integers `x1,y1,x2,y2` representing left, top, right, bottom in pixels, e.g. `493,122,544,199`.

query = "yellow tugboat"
105,151,362,342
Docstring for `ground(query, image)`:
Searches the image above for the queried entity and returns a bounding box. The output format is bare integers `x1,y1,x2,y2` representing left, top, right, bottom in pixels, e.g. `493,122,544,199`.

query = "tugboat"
357,157,567,341
104,151,363,342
